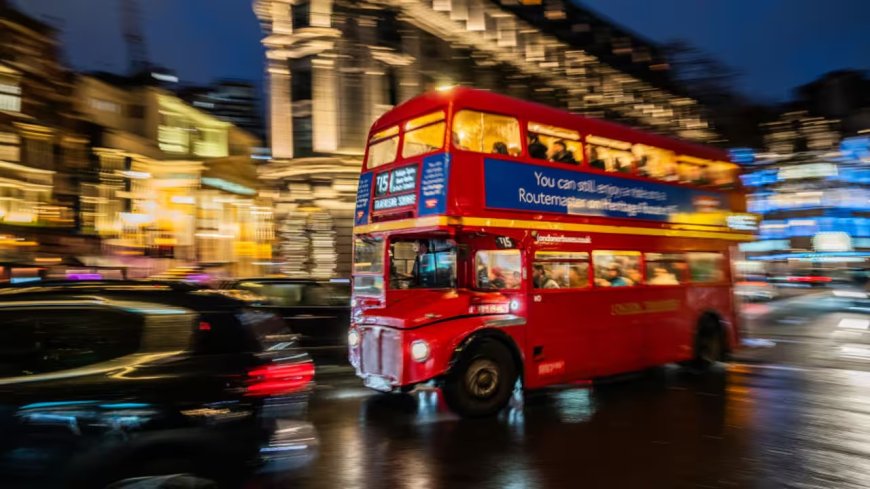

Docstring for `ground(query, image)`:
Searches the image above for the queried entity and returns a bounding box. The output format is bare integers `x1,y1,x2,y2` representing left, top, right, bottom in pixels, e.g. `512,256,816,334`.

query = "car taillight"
787,276,832,283
245,361,315,397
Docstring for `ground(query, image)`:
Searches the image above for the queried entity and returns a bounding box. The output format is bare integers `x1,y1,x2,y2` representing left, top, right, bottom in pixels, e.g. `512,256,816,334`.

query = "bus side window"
586,135,634,173
533,251,589,288
644,253,688,285
452,110,521,156
592,251,642,287
527,122,582,165
687,252,726,283
632,144,677,181
475,250,522,290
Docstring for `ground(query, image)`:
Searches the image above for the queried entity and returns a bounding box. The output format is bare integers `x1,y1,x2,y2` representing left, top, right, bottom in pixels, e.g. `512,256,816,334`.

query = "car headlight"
410,340,430,363
348,329,361,348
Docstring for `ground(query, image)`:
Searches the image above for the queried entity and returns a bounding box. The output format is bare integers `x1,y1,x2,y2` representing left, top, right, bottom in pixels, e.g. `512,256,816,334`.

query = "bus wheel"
690,316,725,370
441,339,517,417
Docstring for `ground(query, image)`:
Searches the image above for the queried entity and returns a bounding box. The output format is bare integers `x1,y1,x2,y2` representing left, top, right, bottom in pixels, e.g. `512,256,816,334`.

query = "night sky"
19,0,870,103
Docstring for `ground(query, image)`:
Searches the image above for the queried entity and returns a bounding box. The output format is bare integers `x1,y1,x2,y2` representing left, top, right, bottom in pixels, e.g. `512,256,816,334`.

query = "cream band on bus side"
611,299,681,316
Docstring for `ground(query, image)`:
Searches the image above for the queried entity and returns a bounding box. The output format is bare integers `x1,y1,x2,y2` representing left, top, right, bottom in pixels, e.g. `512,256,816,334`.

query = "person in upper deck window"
492,142,509,155
528,134,548,160
550,140,576,164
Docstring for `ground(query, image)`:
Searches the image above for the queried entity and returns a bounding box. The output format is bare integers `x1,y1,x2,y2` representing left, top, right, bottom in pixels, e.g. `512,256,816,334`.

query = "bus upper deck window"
527,122,582,164
708,162,738,188
402,111,446,158
586,135,633,173
452,110,520,156
633,144,677,181
366,125,399,169
475,250,522,290
677,156,713,185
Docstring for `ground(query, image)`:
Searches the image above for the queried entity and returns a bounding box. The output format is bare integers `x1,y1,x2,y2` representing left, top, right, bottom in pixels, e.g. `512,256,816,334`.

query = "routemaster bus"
348,87,755,417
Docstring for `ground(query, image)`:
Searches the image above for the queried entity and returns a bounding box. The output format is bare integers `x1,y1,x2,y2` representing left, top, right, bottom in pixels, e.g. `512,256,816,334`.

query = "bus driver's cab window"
390,239,456,289
452,110,521,157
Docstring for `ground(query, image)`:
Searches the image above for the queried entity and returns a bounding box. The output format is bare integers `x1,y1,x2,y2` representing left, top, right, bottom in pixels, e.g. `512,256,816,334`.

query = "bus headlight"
348,329,361,348
509,299,520,312
410,340,430,363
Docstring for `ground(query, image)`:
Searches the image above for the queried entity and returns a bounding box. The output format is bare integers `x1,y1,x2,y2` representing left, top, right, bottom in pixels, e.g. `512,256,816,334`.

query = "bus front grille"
360,326,402,382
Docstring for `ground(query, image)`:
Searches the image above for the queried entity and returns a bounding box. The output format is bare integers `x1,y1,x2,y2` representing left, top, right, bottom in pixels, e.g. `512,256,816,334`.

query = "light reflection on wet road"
256,309,870,489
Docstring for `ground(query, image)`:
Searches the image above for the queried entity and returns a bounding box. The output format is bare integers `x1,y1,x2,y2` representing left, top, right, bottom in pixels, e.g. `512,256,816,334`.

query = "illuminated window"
644,253,687,285
89,98,120,114
593,251,641,287
687,252,726,283
586,135,634,173
452,110,521,156
365,126,398,169
528,122,582,164
533,251,589,289
0,75,21,112
402,112,445,158
633,144,677,181
475,249,522,290
707,161,738,188
0,132,20,162
677,156,714,185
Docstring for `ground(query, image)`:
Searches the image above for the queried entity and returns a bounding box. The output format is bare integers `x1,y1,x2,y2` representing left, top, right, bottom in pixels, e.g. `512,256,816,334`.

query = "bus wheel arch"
440,329,521,417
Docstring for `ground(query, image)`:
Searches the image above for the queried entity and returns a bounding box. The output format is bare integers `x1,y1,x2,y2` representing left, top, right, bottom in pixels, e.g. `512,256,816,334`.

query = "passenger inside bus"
476,250,521,290
568,265,588,288
492,142,509,155
533,264,560,289
528,134,548,160
595,263,633,287
549,140,576,164
648,266,680,285
589,147,606,170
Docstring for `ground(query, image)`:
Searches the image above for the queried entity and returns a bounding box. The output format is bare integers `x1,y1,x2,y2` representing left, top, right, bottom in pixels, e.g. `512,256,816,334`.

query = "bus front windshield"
390,238,456,290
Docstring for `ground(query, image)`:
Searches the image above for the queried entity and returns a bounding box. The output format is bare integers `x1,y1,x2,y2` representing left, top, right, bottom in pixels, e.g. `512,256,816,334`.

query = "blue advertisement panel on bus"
483,158,724,222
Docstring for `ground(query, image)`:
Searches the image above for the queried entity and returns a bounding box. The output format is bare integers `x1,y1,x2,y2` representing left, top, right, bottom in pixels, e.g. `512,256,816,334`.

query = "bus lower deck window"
475,250,522,290
533,251,590,289
593,251,642,287
644,253,688,285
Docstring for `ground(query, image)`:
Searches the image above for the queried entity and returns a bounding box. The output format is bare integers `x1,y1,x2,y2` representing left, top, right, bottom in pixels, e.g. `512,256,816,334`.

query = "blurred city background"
0,0,866,284
0,0,869,487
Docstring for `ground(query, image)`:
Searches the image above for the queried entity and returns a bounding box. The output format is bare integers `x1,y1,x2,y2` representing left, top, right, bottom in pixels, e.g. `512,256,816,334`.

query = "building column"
268,61,294,159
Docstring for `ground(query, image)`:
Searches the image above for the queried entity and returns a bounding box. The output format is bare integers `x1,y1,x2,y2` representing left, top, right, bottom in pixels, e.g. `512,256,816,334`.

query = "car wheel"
441,339,517,417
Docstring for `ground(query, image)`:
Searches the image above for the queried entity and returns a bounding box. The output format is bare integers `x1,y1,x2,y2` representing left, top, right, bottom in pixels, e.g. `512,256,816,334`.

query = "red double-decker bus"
349,87,755,417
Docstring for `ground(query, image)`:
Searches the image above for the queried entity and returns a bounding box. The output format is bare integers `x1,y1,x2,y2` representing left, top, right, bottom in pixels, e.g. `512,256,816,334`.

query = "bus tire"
441,339,517,417
688,315,725,370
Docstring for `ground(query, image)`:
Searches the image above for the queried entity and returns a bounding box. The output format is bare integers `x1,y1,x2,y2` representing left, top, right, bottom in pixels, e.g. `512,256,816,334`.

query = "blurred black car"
0,282,316,488
219,278,351,363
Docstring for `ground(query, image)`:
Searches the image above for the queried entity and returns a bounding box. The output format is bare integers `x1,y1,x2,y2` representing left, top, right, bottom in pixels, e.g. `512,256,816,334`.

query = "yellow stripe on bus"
353,216,756,241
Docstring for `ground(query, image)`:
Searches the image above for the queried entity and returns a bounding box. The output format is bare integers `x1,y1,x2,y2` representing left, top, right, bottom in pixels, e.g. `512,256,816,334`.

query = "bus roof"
371,86,729,163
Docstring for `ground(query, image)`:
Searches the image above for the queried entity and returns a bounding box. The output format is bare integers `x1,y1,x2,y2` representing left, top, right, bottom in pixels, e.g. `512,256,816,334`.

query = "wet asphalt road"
256,303,870,489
